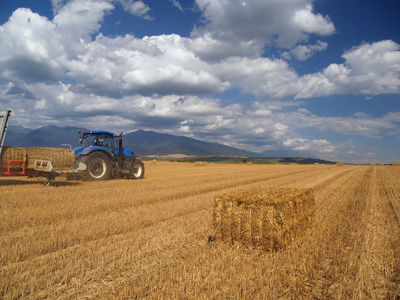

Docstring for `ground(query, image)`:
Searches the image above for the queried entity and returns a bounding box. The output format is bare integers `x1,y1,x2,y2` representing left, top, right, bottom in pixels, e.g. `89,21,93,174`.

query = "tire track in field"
308,166,400,299
381,167,400,228
375,167,400,298
348,166,400,299
259,165,364,191
287,166,373,298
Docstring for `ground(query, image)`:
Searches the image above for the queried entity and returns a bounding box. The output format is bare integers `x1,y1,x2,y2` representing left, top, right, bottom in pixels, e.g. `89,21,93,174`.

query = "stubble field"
1,162,400,299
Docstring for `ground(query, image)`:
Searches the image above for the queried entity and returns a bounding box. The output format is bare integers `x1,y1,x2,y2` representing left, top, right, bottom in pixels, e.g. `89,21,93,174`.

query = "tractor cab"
80,131,116,156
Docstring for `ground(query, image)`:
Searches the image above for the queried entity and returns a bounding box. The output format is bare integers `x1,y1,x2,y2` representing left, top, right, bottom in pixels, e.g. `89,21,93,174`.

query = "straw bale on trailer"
213,187,315,251
1,147,75,170
0,146,27,169
336,162,344,166
393,162,399,166
26,148,75,169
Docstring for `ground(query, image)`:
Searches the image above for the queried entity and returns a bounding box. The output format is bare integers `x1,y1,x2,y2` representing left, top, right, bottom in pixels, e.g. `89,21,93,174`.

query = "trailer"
0,110,86,185
0,109,144,185
1,110,25,175
0,109,28,176
33,159,87,185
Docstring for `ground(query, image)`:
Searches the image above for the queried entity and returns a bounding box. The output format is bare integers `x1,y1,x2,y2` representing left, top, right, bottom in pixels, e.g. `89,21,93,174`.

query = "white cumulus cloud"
284,138,335,152
289,41,328,61
191,0,335,59
116,0,152,20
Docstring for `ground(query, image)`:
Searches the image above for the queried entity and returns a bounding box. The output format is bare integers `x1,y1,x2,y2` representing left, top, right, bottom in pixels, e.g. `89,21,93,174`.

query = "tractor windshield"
82,133,115,154
82,134,96,148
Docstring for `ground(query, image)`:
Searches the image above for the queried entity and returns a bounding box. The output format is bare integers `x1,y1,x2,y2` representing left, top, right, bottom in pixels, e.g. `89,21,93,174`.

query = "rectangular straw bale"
240,202,252,245
194,161,208,166
0,146,27,169
251,201,263,247
26,147,75,169
261,205,274,251
392,162,399,166
213,187,315,252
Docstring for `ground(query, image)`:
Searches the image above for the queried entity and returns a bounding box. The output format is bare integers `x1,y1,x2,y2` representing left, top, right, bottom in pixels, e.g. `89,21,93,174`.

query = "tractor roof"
83,130,115,136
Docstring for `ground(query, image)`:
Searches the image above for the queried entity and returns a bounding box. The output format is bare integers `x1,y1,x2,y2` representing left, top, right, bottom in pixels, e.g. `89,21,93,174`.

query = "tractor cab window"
82,135,96,148
82,134,115,154
97,134,115,154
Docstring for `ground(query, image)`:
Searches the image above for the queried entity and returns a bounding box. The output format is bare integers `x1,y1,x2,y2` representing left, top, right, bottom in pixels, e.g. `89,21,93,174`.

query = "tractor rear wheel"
78,152,111,181
129,159,144,179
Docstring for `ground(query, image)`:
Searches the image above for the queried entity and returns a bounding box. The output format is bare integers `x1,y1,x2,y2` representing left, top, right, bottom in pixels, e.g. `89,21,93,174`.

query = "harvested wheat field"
1,163,400,299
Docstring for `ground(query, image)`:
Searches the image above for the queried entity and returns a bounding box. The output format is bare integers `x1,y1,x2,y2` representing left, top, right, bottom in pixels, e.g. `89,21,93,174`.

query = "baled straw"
213,187,315,251
26,148,75,169
1,147,75,170
0,146,27,169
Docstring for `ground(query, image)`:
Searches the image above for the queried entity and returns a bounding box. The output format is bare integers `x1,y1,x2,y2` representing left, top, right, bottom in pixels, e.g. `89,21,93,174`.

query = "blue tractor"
73,130,144,181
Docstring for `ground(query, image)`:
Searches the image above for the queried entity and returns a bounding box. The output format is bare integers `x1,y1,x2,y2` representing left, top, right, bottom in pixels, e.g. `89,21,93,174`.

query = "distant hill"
4,125,317,158
5,125,83,148
2,125,33,147
122,129,248,157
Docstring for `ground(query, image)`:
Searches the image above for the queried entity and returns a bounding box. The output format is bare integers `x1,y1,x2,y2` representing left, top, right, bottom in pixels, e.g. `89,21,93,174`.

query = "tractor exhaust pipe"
119,132,123,160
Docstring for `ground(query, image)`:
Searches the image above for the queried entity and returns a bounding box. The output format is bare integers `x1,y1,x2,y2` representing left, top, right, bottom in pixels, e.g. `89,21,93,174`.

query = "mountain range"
4,125,317,158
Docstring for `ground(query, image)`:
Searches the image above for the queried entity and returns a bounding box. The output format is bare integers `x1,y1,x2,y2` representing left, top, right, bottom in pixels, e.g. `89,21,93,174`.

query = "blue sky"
0,0,399,163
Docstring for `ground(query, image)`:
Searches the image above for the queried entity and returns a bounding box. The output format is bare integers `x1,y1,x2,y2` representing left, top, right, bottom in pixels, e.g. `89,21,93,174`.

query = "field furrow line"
375,167,400,298
382,167,400,228
282,166,373,298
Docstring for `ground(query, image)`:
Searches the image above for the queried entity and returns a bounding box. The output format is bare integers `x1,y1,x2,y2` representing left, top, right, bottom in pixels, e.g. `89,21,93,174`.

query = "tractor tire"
129,159,145,179
78,152,111,181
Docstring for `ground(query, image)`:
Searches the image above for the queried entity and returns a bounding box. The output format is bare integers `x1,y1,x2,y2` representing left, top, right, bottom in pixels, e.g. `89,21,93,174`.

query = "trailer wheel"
129,159,144,179
78,152,111,181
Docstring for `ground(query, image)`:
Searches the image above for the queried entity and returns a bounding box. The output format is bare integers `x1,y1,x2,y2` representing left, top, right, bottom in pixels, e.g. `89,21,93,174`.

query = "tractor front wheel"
78,152,111,181
128,159,145,179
